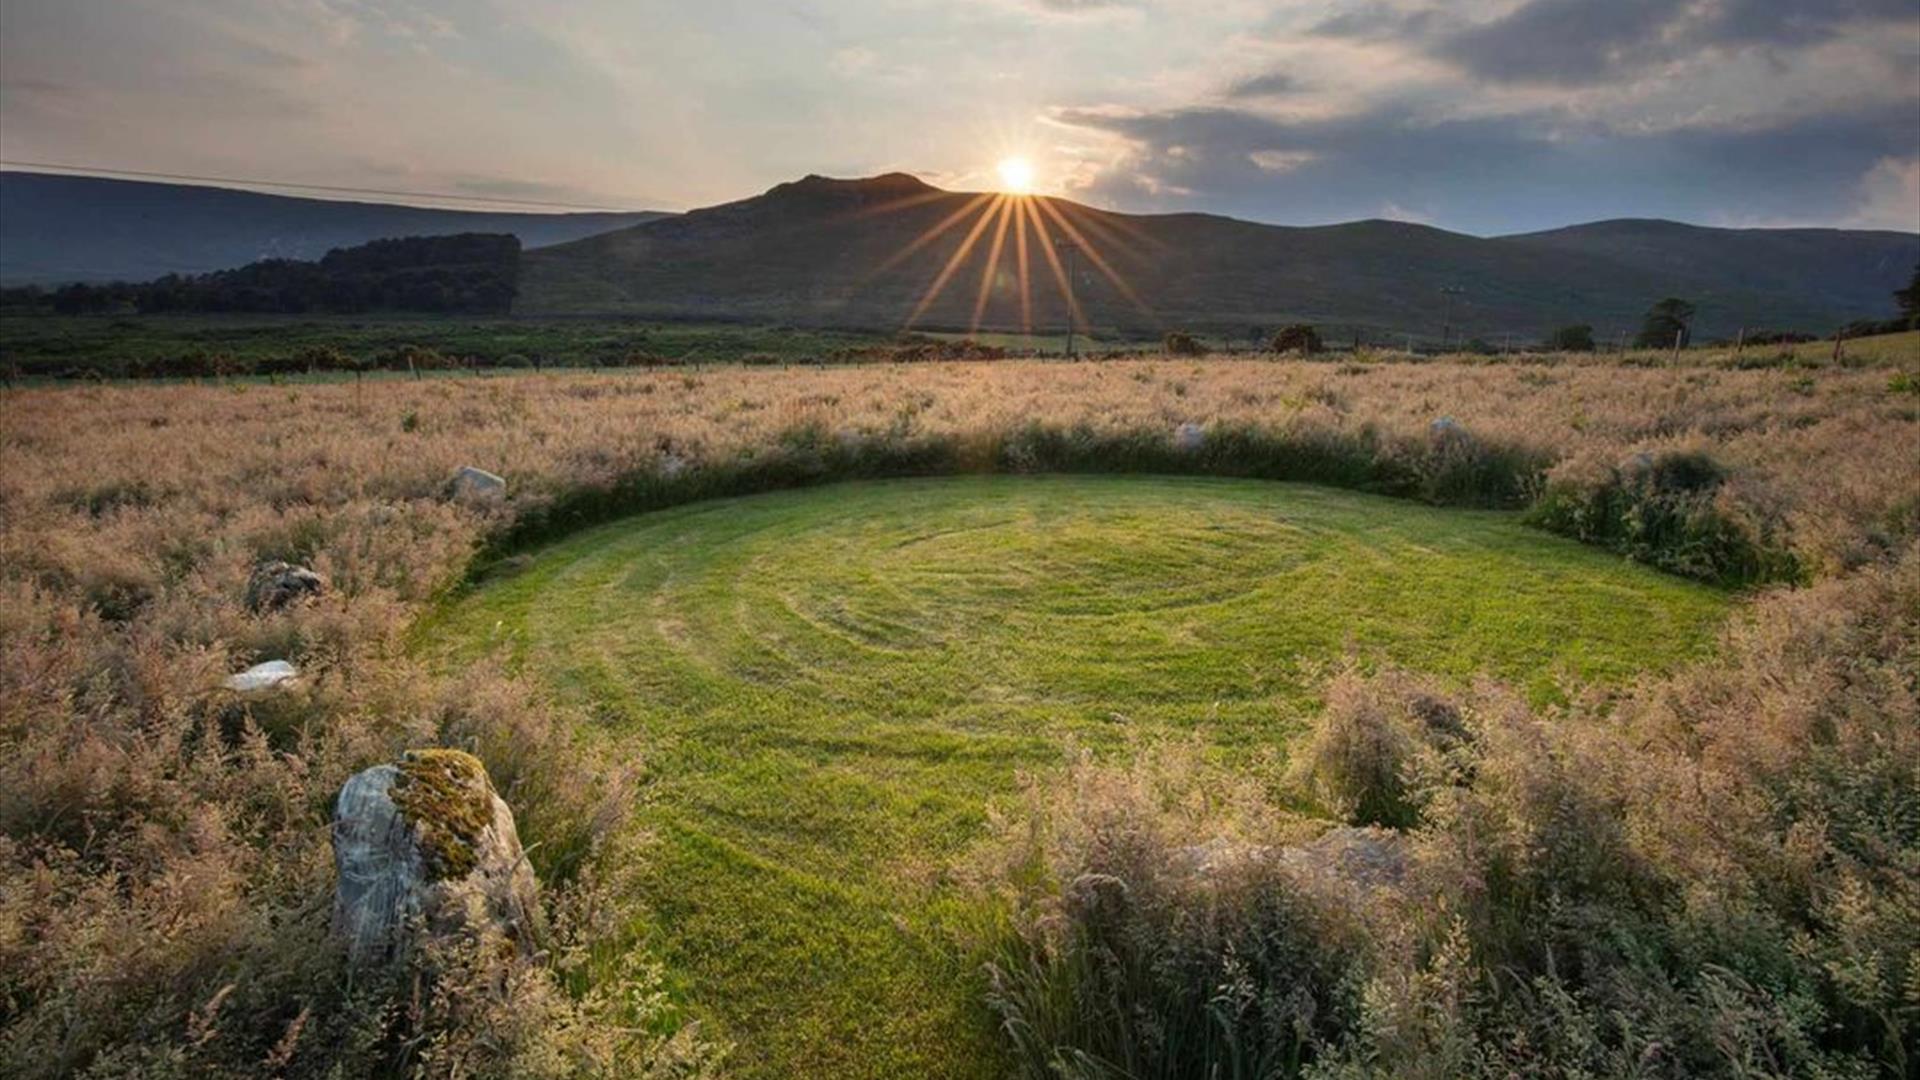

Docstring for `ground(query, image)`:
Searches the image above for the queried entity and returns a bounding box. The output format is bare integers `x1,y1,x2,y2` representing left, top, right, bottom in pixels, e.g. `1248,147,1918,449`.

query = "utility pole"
1056,239,1080,359
1439,286,1465,352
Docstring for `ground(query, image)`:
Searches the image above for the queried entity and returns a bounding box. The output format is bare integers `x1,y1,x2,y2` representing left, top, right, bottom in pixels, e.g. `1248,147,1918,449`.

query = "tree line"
1,233,520,316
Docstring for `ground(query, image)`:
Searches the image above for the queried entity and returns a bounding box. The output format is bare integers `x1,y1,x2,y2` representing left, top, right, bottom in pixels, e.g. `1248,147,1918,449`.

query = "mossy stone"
391,748,494,880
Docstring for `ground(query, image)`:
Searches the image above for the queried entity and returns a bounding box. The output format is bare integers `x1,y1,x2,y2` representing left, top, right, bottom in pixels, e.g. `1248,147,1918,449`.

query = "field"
6,315,1915,383
3,354,1916,1078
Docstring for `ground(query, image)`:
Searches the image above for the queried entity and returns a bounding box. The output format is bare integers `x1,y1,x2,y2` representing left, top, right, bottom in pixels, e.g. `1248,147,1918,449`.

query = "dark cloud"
1224,71,1300,99
1055,100,1918,234
1313,0,1918,85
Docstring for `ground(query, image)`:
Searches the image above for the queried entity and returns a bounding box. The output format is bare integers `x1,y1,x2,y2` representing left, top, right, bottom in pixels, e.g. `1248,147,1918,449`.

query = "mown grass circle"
422,474,1731,1079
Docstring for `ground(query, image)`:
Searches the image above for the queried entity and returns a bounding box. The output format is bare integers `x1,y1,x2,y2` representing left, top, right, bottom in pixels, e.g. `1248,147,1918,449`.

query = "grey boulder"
245,560,324,612
331,749,539,964
449,465,507,501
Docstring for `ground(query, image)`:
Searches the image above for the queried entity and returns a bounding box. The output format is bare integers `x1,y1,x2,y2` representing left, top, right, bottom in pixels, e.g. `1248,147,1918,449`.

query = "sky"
1,0,1917,235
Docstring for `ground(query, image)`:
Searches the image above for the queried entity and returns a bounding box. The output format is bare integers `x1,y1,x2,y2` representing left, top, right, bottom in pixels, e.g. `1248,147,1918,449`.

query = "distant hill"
0,171,670,286
519,173,1919,341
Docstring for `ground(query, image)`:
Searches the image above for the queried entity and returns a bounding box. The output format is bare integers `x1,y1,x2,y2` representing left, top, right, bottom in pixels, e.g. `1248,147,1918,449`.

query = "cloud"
999,0,1142,18
1313,0,1920,86
1248,149,1315,172
1225,71,1300,99
1051,98,1920,234
1849,157,1920,232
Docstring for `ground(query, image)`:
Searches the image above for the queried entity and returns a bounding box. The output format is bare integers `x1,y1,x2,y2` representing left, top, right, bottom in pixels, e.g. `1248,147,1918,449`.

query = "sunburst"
836,159,1155,341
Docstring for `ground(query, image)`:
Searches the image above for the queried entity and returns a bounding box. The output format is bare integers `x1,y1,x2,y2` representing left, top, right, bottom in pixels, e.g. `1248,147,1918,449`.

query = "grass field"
8,314,1913,382
418,475,1731,1079
1771,328,1920,366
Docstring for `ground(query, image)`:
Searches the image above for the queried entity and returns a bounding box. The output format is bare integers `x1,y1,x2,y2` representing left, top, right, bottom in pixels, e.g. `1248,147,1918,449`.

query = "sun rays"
854,174,1155,339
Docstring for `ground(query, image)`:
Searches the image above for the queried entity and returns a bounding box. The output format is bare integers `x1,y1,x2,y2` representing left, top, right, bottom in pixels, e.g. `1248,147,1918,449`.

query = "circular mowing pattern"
424,475,1731,1080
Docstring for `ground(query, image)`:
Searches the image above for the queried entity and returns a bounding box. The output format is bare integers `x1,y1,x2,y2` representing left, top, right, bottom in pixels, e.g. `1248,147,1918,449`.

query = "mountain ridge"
519,173,1918,340
0,171,672,286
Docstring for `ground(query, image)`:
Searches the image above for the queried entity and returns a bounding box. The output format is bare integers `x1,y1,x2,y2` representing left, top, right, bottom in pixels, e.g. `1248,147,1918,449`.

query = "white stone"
225,659,298,693
1174,422,1206,452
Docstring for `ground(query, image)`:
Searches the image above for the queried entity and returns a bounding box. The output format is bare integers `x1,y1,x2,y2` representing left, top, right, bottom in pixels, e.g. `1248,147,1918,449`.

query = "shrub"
1527,445,1799,585
1272,324,1323,355
293,345,358,372
1161,331,1206,356
375,343,455,372
1288,667,1469,828
1546,324,1595,352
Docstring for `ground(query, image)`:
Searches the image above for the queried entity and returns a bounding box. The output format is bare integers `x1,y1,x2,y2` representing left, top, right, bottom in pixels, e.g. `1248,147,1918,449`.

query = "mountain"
518,173,1918,341
0,171,670,286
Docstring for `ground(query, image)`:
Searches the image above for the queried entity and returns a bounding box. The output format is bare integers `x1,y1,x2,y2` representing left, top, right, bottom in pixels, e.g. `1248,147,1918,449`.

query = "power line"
0,159,641,213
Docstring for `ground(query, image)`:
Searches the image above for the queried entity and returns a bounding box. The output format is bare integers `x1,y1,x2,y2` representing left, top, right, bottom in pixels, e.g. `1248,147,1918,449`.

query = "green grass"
418,475,1731,1079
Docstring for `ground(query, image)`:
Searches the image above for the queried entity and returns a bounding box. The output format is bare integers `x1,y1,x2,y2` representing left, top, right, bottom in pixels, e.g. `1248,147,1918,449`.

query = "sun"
996,156,1035,194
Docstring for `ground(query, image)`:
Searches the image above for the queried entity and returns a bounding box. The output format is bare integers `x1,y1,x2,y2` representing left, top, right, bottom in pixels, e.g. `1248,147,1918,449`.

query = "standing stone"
331,749,539,964
449,465,507,501
245,560,325,612
1174,422,1206,453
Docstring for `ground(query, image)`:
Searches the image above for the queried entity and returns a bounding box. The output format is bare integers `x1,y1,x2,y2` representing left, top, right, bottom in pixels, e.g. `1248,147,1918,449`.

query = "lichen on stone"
391,749,495,880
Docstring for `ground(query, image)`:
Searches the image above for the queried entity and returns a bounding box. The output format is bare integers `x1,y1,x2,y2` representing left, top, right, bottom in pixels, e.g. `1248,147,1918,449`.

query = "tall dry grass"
986,552,1917,1078
1,356,1916,1075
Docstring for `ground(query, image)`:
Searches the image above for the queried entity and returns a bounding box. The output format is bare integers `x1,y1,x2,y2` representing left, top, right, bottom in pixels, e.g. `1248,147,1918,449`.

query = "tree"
1634,298,1696,349
1547,324,1595,352
1896,264,1920,327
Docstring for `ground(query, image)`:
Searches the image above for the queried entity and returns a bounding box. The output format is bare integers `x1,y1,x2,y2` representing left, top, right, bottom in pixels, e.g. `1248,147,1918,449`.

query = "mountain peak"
771,172,940,199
